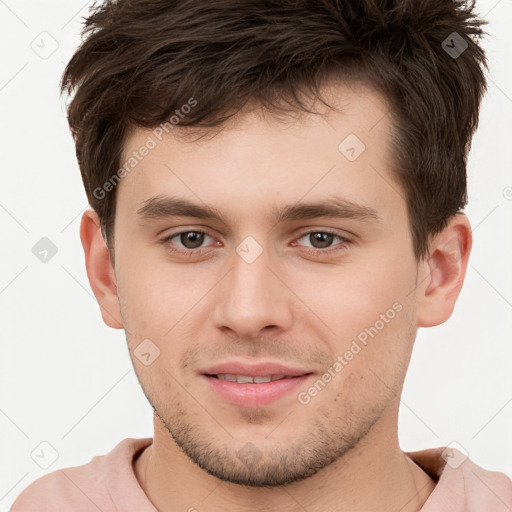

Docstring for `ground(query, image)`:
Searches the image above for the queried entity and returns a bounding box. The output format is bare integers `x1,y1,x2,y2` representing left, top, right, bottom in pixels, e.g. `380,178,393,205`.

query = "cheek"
294,256,414,337
116,262,167,343
291,254,418,394
116,251,180,320
116,254,221,362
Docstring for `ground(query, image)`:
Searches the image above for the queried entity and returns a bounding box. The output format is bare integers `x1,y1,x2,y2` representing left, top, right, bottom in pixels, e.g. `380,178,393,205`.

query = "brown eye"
292,230,352,255
164,231,214,252
307,232,335,249
179,231,205,249
297,231,346,250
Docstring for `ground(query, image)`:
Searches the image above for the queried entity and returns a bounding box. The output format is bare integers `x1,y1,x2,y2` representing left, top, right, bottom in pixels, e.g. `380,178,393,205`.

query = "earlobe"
417,213,472,328
80,209,124,329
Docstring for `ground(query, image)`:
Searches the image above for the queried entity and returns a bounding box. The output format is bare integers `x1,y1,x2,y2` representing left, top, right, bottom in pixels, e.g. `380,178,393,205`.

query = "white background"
1,1,511,510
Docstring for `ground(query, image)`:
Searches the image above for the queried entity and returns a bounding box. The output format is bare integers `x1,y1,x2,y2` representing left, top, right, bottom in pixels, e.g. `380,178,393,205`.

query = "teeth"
236,375,254,384
219,374,238,382
216,374,287,383
253,376,272,383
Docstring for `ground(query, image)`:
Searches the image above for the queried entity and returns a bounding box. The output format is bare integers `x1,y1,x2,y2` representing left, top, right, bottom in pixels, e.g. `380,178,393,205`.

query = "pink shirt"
10,438,512,511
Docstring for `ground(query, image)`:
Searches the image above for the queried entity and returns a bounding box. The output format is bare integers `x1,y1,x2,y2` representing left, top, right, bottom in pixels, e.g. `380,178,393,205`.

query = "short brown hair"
61,0,488,260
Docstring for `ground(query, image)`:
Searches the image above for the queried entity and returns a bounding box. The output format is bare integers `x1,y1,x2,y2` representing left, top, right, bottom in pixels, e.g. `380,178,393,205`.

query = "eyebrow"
136,195,381,225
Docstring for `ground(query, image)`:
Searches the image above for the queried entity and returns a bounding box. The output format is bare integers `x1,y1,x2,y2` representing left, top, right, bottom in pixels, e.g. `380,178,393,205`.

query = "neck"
134,410,436,512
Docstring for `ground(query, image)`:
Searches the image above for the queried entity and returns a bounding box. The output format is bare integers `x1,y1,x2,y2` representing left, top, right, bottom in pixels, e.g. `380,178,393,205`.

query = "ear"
416,213,472,327
80,209,123,329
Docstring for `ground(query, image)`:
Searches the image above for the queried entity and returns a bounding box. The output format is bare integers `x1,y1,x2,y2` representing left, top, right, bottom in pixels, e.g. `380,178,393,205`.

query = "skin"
81,82,472,512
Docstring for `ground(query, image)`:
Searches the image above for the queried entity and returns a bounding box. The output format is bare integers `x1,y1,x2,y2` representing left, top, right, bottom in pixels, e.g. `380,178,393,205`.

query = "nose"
211,244,294,340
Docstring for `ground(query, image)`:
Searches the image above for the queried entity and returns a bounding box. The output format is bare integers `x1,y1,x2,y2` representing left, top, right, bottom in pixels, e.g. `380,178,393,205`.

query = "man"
11,0,512,511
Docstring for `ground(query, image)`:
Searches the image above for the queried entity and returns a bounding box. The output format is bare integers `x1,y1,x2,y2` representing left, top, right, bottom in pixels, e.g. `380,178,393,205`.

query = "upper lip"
201,361,312,378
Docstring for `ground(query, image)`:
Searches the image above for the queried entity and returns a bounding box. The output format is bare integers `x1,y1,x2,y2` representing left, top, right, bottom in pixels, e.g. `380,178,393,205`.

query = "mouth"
206,374,304,383
200,362,314,407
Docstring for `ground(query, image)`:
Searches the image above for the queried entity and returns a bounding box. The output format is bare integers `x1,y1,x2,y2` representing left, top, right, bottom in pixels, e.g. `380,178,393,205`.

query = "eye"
161,228,352,258
163,230,216,253
294,230,351,252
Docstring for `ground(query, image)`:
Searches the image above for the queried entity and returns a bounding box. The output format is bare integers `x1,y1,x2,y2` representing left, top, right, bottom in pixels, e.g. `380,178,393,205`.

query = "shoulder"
10,466,97,512
10,437,153,512
408,446,512,511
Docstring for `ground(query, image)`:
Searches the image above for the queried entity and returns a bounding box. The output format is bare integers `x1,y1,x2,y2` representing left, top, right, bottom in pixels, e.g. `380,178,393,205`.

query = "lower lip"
201,374,313,408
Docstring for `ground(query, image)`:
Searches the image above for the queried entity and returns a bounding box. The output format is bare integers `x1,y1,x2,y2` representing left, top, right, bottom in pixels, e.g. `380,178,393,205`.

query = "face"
112,82,421,486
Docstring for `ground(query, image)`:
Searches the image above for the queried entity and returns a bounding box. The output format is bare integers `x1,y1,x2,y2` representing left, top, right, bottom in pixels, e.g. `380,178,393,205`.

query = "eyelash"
161,229,352,257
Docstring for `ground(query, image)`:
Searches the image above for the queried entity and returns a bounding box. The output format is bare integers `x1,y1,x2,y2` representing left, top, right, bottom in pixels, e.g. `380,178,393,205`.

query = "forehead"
116,81,402,224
